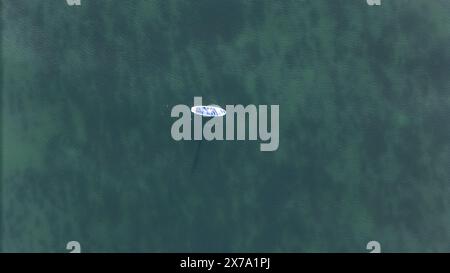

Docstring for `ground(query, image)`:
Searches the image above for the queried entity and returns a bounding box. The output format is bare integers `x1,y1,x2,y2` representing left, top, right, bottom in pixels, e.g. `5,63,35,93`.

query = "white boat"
191,105,226,117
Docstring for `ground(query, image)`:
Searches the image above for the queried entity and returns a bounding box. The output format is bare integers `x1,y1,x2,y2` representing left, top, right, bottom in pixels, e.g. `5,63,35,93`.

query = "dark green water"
1,0,450,252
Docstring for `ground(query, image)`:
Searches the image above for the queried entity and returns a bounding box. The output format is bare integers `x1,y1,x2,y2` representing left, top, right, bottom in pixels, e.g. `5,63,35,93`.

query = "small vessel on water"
191,105,226,117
